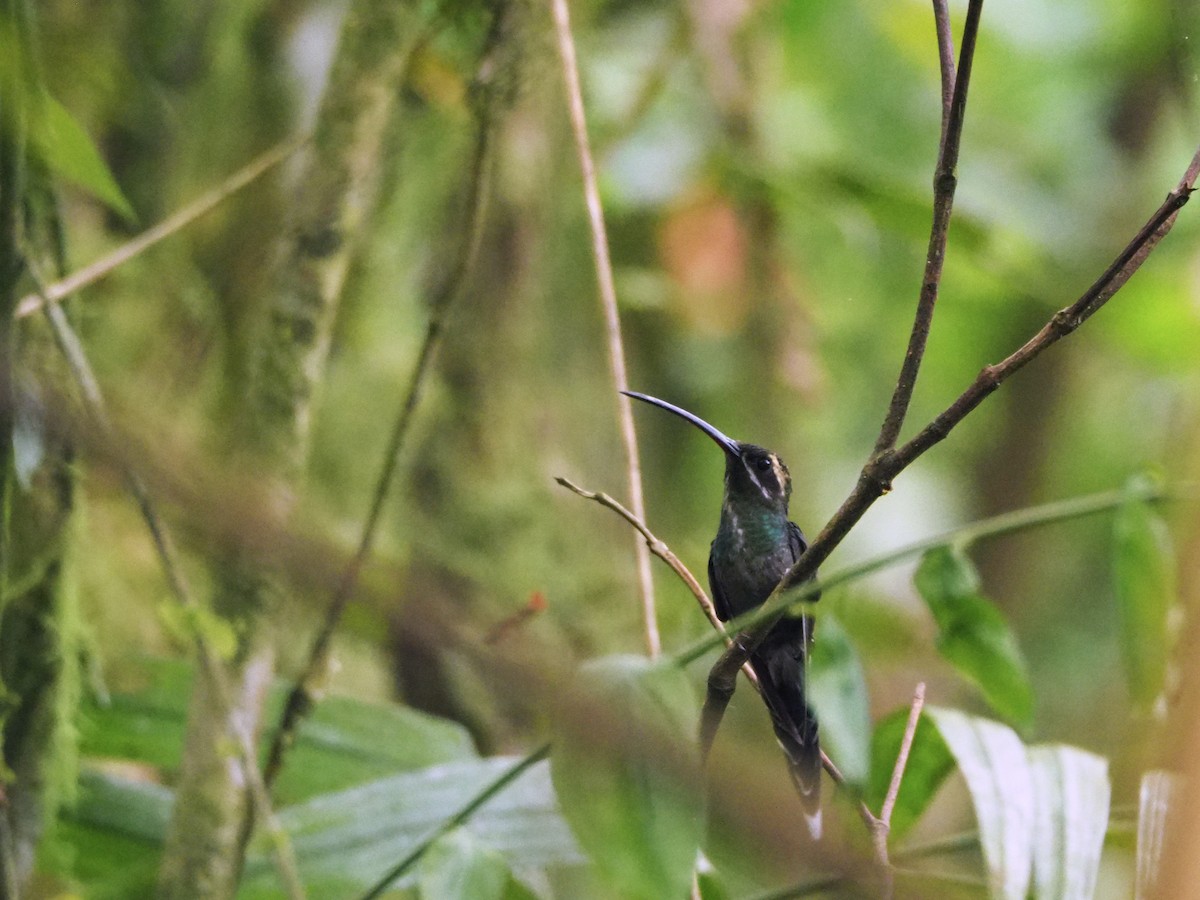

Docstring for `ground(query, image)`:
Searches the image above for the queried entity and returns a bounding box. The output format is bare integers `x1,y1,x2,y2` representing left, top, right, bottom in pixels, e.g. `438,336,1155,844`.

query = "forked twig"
550,0,660,658
700,50,1200,754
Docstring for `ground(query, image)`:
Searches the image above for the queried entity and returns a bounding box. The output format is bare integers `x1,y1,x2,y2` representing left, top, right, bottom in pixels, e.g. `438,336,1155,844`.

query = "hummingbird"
624,390,822,838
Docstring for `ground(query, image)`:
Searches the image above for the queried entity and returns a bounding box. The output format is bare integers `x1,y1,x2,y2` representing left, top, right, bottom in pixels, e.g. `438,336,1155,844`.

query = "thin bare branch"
880,683,927,830
767,141,1200,595
550,0,660,657
557,477,720,629
874,0,983,454
24,263,307,900
932,0,956,145
15,137,304,319
874,683,928,900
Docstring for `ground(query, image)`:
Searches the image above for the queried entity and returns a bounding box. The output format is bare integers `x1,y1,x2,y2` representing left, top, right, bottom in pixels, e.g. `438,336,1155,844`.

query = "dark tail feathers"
753,633,821,839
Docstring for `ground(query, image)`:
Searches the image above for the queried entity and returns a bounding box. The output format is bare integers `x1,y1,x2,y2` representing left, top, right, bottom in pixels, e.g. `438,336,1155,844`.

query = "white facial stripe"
770,455,788,495
743,457,773,501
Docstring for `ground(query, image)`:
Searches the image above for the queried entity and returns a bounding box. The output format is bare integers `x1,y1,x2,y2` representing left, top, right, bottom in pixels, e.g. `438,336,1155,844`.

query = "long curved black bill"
622,391,740,457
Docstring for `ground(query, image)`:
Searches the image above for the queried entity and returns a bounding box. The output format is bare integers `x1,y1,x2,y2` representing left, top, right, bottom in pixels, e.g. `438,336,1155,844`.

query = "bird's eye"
755,457,773,472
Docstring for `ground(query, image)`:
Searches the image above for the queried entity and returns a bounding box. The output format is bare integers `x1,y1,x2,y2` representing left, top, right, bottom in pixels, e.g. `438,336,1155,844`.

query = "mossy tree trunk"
155,2,428,897
0,3,84,897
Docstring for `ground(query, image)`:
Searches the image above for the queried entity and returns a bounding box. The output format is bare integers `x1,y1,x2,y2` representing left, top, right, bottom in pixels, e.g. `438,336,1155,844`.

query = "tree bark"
156,2,428,896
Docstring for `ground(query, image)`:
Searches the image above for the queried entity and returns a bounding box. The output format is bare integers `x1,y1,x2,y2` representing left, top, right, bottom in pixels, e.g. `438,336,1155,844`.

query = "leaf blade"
916,547,1034,728
1028,744,1110,900
1113,478,1175,709
927,707,1035,900
550,655,703,900
30,95,136,221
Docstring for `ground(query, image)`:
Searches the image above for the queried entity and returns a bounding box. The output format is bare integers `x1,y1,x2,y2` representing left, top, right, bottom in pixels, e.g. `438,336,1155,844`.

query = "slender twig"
880,683,927,830
262,54,499,788
818,749,885,844
931,0,957,145
874,683,928,900
874,0,984,454
24,262,307,900
550,0,660,658
15,137,304,320
556,477,722,631
355,744,551,900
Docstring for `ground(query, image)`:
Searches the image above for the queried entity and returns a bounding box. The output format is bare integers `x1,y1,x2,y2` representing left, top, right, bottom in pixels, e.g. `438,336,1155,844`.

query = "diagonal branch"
551,0,661,658
556,477,723,631
15,137,304,320
875,0,984,455
873,683,927,900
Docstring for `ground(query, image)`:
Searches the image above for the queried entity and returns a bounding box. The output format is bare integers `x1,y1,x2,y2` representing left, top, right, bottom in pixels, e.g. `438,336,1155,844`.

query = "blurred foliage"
2,0,1197,896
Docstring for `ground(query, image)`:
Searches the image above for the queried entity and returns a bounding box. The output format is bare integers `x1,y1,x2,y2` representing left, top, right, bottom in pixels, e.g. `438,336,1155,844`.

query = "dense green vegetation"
0,0,1197,897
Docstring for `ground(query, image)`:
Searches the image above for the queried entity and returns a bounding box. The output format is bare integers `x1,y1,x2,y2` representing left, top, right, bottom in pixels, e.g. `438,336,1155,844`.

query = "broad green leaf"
60,757,580,899
252,758,578,896
550,655,703,900
927,707,1034,900
30,95,135,221
78,657,476,803
1028,745,1109,900
915,547,1034,728
808,615,871,785
866,705,953,840
419,828,509,900
1136,770,1180,900
1113,479,1175,709
51,770,171,899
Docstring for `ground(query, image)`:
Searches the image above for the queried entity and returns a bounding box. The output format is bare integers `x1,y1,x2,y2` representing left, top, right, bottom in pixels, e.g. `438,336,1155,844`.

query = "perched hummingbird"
625,391,822,838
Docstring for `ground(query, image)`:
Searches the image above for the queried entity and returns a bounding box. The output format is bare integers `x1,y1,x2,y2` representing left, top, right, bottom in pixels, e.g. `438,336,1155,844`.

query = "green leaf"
550,655,703,900
1136,770,1179,900
78,657,477,803
55,757,579,899
252,757,579,897
808,615,871,785
50,769,171,899
927,707,1034,900
30,95,135,221
157,601,239,660
915,547,1034,728
1113,478,1175,709
1028,745,1110,900
419,828,509,900
866,705,954,840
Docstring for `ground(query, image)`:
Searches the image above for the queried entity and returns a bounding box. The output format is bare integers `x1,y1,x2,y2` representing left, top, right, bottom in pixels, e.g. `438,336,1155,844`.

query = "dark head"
623,391,792,511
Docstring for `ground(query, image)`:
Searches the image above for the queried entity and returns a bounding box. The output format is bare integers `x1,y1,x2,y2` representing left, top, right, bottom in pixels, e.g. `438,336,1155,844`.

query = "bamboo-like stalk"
550,0,661,658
